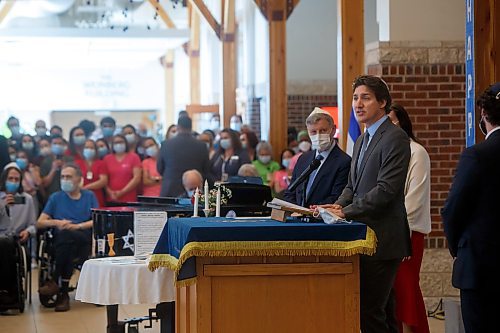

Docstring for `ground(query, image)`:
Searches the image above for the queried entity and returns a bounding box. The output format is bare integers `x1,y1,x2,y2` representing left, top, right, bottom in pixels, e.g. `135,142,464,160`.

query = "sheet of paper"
134,211,168,258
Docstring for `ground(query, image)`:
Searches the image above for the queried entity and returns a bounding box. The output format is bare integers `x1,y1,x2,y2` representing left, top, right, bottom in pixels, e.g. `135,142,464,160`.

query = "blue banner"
465,0,475,147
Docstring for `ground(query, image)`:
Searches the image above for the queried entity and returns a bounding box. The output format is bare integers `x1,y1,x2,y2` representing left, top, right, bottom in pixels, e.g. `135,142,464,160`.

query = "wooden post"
190,6,201,104
337,0,364,150
254,0,299,161
163,51,176,127
221,0,237,129
474,0,500,143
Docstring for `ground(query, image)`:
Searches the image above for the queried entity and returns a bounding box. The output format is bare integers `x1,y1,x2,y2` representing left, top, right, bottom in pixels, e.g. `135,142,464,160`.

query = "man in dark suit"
323,76,411,333
284,107,351,206
157,116,209,197
442,83,500,333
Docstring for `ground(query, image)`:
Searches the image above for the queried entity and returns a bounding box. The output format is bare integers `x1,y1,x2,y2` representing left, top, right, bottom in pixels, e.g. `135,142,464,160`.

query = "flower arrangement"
198,184,232,212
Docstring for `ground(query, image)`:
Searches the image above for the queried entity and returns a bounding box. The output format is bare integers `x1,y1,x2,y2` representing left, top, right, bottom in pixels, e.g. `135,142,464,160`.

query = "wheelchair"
0,235,31,313
37,229,88,308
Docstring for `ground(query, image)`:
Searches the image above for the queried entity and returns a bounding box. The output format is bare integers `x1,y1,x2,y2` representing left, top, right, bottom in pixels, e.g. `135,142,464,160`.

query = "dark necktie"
305,154,325,197
357,132,370,174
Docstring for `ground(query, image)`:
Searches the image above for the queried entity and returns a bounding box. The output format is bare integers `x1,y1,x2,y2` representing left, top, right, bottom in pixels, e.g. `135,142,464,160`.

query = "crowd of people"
1,76,497,332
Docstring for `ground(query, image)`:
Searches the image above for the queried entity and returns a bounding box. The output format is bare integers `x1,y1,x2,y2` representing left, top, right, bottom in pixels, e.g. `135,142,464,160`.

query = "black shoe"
54,293,70,312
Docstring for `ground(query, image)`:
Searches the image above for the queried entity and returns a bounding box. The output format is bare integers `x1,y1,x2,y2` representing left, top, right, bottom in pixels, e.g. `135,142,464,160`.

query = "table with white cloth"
76,256,175,333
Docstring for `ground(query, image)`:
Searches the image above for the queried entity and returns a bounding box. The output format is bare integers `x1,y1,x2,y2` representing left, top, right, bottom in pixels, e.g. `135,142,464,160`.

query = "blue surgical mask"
145,146,158,157
241,142,248,149
282,158,291,169
137,146,145,155
61,180,75,193
83,148,96,160
9,126,20,136
51,144,64,156
73,135,86,146
220,138,231,150
125,134,136,144
113,143,126,154
186,189,195,197
5,181,19,193
36,128,47,137
102,127,114,137
98,147,108,158
22,142,34,151
258,155,271,164
16,158,28,170
230,122,241,132
9,153,16,161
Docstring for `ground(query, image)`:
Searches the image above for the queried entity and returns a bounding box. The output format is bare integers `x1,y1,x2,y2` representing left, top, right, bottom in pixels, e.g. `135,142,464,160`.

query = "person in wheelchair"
37,163,97,312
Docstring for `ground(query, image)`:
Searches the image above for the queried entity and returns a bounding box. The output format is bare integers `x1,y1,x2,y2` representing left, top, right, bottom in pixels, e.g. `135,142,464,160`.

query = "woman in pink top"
141,137,162,197
272,148,295,195
76,139,108,207
103,135,142,204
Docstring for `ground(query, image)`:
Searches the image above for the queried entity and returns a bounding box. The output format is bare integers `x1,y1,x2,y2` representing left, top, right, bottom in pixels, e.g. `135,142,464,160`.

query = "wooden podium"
176,254,360,333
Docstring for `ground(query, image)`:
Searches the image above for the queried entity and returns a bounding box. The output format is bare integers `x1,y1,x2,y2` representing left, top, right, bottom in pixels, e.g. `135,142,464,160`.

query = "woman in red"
75,139,108,207
66,126,86,162
103,134,142,204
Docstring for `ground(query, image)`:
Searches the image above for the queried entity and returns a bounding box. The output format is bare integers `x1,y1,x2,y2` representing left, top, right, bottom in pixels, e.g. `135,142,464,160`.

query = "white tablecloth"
75,256,175,305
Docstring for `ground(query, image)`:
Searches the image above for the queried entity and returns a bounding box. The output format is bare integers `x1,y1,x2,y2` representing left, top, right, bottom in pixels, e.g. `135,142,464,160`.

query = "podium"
149,217,376,333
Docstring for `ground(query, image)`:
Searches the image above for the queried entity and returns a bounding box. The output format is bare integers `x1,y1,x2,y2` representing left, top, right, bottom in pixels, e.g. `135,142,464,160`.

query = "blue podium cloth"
149,217,376,285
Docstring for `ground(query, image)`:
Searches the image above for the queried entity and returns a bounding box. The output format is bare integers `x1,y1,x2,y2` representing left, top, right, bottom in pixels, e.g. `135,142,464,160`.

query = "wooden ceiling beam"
147,0,176,29
190,0,221,40
0,0,15,24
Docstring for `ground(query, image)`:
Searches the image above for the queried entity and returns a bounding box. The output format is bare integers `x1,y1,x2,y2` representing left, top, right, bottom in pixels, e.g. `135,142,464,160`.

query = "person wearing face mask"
157,117,209,197
36,138,51,165
210,114,221,134
272,148,295,196
252,141,280,186
95,139,110,159
0,163,37,243
40,135,74,199
99,116,117,145
179,169,203,198
442,83,500,333
284,107,351,207
74,139,108,208
165,124,178,141
6,116,23,149
34,120,50,143
208,128,251,183
198,131,216,159
103,135,142,203
37,164,98,312
122,124,141,158
66,126,86,162
21,134,37,160
16,150,43,214
230,115,243,132
288,130,312,173
142,137,162,197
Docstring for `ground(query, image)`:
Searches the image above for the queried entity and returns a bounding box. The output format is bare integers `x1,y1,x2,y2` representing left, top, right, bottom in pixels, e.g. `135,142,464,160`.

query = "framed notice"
133,211,168,258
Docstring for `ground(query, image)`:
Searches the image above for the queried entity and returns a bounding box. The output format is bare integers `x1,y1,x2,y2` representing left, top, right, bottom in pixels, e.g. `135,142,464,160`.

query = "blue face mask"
113,143,126,154
102,127,114,137
220,139,232,150
9,126,20,136
15,158,28,170
73,135,86,146
145,146,158,157
5,181,19,193
98,147,108,158
83,148,96,160
52,144,64,156
186,189,195,198
282,158,291,169
22,142,34,151
61,180,75,193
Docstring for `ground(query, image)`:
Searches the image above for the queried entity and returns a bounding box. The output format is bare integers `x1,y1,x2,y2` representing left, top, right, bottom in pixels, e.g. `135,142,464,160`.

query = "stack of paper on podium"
267,198,313,221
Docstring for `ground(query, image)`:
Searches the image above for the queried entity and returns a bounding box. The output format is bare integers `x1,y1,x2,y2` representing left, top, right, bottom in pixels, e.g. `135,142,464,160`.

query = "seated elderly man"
284,107,351,207
180,169,204,198
37,163,98,312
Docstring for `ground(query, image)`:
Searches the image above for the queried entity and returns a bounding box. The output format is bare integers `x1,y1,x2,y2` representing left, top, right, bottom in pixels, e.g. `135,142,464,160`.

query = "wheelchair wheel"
37,238,57,308
39,293,57,308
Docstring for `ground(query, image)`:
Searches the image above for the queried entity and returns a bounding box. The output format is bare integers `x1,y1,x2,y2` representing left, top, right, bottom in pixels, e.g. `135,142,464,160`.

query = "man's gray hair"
182,169,203,186
238,164,260,177
62,162,82,177
256,141,273,155
306,113,334,128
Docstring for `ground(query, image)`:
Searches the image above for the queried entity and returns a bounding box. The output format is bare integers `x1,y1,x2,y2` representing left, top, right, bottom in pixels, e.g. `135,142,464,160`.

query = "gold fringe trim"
149,227,377,287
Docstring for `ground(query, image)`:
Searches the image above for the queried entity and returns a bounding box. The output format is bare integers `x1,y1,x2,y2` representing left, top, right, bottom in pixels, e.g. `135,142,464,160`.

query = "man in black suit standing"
322,75,411,332
284,107,351,206
157,116,209,197
442,83,500,333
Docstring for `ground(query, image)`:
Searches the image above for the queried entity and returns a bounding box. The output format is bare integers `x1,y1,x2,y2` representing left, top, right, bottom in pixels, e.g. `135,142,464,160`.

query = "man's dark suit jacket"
157,133,210,197
335,118,411,260
442,129,500,290
284,144,351,207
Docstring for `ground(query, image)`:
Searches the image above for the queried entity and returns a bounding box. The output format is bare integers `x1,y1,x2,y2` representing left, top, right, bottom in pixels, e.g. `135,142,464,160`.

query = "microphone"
288,155,322,192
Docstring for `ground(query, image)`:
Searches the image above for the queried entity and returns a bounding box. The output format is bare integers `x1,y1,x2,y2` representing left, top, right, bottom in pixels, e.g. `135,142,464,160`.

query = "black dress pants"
460,288,500,333
54,229,91,280
360,255,401,333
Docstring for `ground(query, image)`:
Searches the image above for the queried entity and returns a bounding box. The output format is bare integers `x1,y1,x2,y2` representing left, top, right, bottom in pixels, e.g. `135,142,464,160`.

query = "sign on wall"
465,0,475,147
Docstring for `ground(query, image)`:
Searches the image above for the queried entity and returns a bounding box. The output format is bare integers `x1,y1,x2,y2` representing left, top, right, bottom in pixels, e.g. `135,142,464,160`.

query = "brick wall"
367,63,466,248
245,97,262,138
287,94,337,131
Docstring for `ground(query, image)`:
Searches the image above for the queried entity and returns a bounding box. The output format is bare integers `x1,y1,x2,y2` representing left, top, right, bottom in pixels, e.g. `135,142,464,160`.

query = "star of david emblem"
122,229,134,250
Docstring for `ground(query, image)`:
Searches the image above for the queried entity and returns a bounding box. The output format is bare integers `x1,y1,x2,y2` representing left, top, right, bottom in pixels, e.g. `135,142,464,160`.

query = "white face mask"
258,155,271,164
310,133,331,152
298,141,311,152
